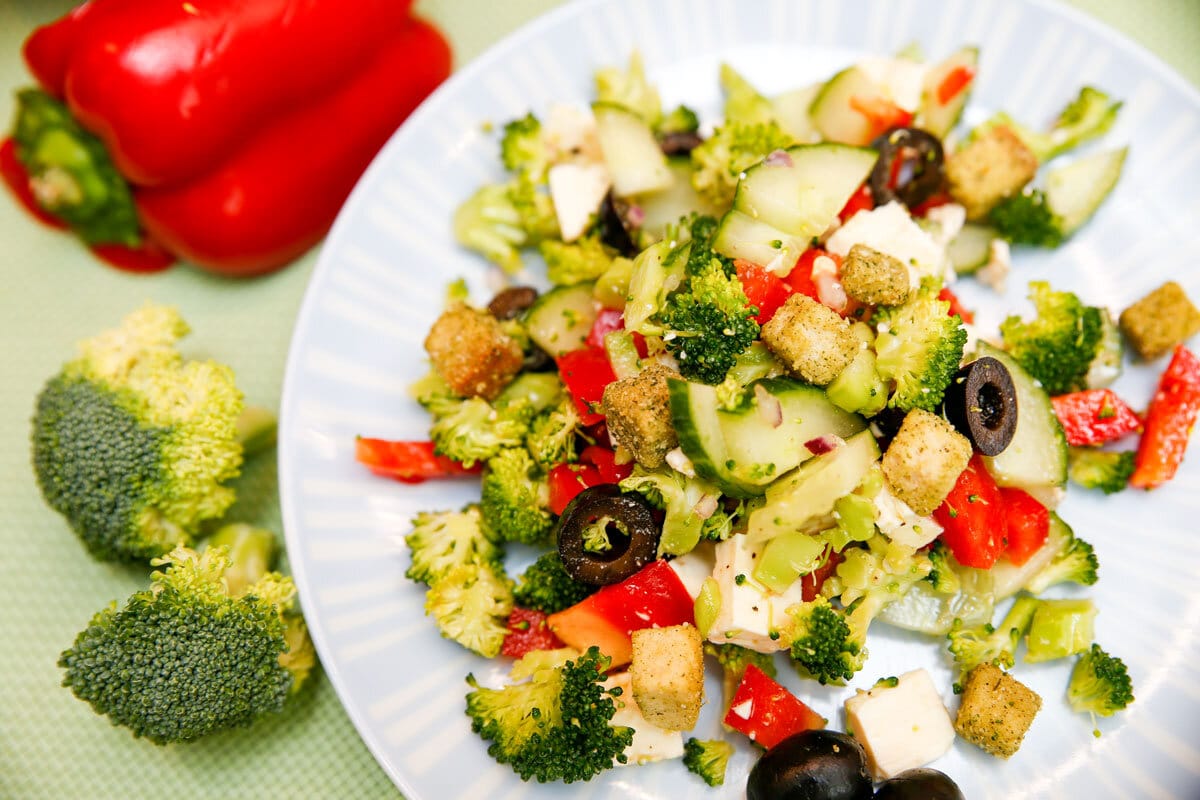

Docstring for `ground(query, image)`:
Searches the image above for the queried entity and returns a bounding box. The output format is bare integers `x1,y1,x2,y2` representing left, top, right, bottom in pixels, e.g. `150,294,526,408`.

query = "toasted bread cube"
600,363,678,468
630,624,705,731
844,669,956,779
841,244,912,307
761,294,860,385
946,126,1039,220
1119,281,1200,360
424,304,523,400
954,663,1042,758
881,409,972,516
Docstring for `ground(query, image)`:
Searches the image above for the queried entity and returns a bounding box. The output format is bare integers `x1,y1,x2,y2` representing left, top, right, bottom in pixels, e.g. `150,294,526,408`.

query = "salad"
354,42,1198,796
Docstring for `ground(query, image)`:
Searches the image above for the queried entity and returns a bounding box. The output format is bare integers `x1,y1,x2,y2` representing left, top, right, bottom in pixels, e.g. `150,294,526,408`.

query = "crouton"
881,409,972,516
946,126,1039,220
600,363,678,468
840,244,912,307
1118,281,1200,360
954,663,1042,758
760,294,860,385
630,624,705,731
424,304,523,400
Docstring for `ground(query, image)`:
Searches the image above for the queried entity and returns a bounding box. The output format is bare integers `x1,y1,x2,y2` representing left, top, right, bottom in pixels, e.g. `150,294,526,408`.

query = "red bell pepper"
735,259,794,324
1051,389,1142,446
937,286,975,325
998,488,1049,566
838,183,875,222
723,664,827,749
799,551,844,603
936,65,976,105
354,438,481,484
1131,344,1200,489
556,347,618,426
849,95,914,141
500,608,565,659
10,2,450,276
932,453,1006,569
546,446,632,515
783,248,828,301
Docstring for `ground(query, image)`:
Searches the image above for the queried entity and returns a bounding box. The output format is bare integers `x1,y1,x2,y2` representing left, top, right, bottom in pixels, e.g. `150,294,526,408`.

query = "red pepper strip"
556,346,617,426
133,17,451,276
1131,344,1200,489
0,138,67,229
1051,389,1142,446
354,437,481,484
937,286,975,325
500,608,565,659
933,453,1006,569
800,550,844,603
839,182,875,222
911,191,954,217
31,0,415,187
848,95,914,142
735,259,793,324
546,446,631,514
723,664,827,749
579,445,633,484
999,488,1049,566
936,65,976,105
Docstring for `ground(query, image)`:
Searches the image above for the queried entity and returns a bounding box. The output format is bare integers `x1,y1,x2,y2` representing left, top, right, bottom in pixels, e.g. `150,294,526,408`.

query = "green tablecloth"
0,1,1195,798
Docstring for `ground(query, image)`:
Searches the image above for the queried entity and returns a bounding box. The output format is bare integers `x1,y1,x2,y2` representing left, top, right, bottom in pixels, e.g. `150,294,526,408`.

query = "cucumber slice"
669,377,866,498
712,209,806,272
592,102,673,196
1045,147,1127,235
636,159,723,243
622,239,676,334
524,282,597,357
947,222,997,275
773,83,821,142
809,66,884,146
975,341,1069,493
748,429,880,541
917,46,979,139
878,563,995,634
826,348,887,416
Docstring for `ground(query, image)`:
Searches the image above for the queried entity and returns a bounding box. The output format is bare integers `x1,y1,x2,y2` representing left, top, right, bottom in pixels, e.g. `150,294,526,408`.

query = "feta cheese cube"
604,671,685,765
548,161,611,242
873,482,943,549
844,669,956,779
824,202,945,287
667,542,716,601
706,535,804,653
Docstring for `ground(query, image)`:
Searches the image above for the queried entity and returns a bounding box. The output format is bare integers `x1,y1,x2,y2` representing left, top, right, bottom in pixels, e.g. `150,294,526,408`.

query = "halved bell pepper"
1131,344,1200,489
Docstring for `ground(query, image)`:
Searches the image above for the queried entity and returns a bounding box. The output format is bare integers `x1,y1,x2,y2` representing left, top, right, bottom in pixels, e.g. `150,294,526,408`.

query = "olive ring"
556,484,660,586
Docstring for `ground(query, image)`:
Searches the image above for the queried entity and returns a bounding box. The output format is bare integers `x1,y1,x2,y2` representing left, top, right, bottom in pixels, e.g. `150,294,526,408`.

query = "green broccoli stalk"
465,646,633,782
947,594,1040,690
873,290,969,412
1068,447,1134,494
683,737,735,787
690,120,795,207
430,396,533,467
409,370,462,417
512,551,595,614
206,523,277,598
999,281,1105,396
1025,598,1096,662
499,112,550,180
453,177,558,274
526,397,580,468
1068,643,1134,731
425,563,514,658
59,541,312,744
989,189,1064,247
620,463,729,556
479,448,555,545
595,51,661,127
31,304,274,562
539,235,615,286
405,506,503,586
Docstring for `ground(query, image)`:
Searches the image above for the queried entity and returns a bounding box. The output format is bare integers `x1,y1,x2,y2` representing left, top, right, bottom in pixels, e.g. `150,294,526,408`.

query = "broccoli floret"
620,464,730,556
659,104,700,135
595,52,661,126
1024,526,1099,594
690,120,795,207
425,563,514,657
526,398,580,468
719,63,777,126
430,396,533,467
465,646,633,782
947,594,1040,689
873,290,968,412
453,177,557,274
58,541,311,744
1068,643,1134,727
480,448,555,545
1000,281,1105,396
987,86,1121,163
500,113,550,180
405,506,503,586
31,304,271,562
787,596,863,685
512,551,595,614
410,369,462,417
924,541,962,595
539,235,615,286
990,189,1064,247
1068,447,1134,494
683,737,735,787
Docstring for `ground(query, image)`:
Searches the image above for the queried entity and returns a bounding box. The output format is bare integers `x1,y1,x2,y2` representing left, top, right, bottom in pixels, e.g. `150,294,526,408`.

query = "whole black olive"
867,127,945,210
487,286,539,320
595,192,639,257
873,768,965,800
941,356,1018,456
747,730,873,800
556,484,660,585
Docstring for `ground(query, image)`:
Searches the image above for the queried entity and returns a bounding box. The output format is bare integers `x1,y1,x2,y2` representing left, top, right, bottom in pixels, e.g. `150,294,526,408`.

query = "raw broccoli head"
539,235,615,286
479,448,555,545
1068,643,1134,723
430,396,533,467
512,551,595,614
924,541,962,595
1068,447,1134,494
986,86,1121,163
873,290,968,412
31,304,256,562
58,542,310,745
405,506,503,586
425,562,514,658
526,397,580,468
690,120,795,207
500,112,549,180
947,594,1039,690
683,737,735,787
990,189,1064,247
999,281,1104,396
787,597,864,685
453,177,557,274
1024,520,1099,594
465,646,633,783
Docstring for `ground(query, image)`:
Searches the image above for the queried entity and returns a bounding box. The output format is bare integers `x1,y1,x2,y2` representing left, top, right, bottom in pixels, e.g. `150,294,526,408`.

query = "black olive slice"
747,730,873,800
487,286,539,320
868,126,945,210
941,356,1018,456
556,484,660,586
874,768,966,800
595,192,639,257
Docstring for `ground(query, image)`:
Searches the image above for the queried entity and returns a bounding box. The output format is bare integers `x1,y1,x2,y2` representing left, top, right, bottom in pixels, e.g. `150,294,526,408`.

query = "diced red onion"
814,268,848,313
666,447,696,477
805,434,845,455
764,149,793,167
692,494,719,520
625,203,646,227
755,383,783,428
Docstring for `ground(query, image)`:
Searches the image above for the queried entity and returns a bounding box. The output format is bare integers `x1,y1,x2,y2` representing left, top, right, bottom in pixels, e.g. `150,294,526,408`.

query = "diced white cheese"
604,671,686,765
976,238,1011,293
824,202,945,287
873,482,943,549
667,542,716,601
548,161,611,242
706,535,804,653
844,669,956,779
543,103,603,163
856,57,929,113
923,203,967,249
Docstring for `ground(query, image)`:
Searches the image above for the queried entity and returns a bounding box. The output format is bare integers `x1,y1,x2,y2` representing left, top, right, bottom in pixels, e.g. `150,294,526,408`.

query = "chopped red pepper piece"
910,191,954,217
546,446,631,515
937,286,975,325
838,183,875,222
1051,389,1143,446
999,488,1049,566
735,259,794,324
936,64,976,105
579,445,634,484
784,249,828,301
354,438,481,483
848,95,914,141
1131,344,1200,489
933,454,1006,569
723,664,827,749
500,608,565,659
800,551,844,603
557,346,618,425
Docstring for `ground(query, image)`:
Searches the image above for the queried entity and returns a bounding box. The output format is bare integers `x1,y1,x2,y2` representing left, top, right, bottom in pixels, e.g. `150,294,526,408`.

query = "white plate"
279,1,1200,797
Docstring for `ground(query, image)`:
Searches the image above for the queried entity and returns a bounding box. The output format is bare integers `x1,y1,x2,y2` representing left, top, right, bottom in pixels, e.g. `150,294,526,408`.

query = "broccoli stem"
235,405,278,456
207,523,277,597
